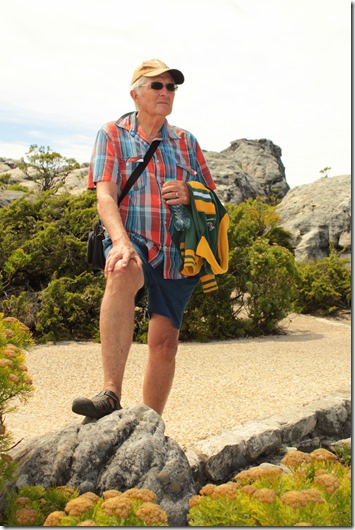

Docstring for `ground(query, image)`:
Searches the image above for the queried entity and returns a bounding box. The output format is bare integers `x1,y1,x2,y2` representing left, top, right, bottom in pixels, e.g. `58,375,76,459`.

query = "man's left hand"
162,181,190,205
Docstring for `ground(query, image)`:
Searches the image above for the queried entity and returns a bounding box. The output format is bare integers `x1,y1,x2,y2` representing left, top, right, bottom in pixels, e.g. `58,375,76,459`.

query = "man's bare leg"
100,260,144,400
143,314,179,415
72,259,143,418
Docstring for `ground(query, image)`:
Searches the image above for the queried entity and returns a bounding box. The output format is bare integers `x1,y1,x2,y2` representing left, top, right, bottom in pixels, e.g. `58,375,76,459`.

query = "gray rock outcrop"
6,396,351,524
277,175,351,262
205,138,290,203
187,395,351,486
10,405,196,527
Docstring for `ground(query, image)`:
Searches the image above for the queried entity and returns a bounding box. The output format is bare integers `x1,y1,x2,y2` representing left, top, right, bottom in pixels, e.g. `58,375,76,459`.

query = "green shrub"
0,173,12,189
0,191,96,292
188,449,351,526
35,272,105,342
244,238,299,334
5,486,168,526
0,314,34,494
0,191,301,342
7,184,29,192
295,249,351,315
0,291,40,331
223,200,297,335
180,273,243,342
0,190,98,339
3,186,346,343
332,442,351,467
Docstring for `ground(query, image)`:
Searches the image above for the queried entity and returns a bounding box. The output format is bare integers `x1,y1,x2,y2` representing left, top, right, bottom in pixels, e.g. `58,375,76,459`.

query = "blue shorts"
103,237,199,329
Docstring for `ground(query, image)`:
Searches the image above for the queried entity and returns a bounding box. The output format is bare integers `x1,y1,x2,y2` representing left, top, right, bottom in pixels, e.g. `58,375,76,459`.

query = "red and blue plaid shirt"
88,112,216,279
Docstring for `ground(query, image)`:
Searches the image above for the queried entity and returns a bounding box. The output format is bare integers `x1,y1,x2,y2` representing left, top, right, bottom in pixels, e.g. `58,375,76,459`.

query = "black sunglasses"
141,82,178,92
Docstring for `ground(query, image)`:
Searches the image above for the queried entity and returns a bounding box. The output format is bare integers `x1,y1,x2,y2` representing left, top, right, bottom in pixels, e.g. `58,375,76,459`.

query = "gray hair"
130,77,146,110
130,77,146,93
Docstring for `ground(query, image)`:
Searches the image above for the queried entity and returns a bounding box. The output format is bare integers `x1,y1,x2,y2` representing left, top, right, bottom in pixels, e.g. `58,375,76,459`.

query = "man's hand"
162,181,190,205
104,240,142,276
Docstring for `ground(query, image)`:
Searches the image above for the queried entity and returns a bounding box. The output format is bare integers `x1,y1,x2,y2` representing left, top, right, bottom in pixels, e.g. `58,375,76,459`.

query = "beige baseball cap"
131,59,184,85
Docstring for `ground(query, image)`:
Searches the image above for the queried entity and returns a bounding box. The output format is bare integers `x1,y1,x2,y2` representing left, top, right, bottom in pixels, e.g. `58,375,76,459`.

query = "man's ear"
130,89,139,104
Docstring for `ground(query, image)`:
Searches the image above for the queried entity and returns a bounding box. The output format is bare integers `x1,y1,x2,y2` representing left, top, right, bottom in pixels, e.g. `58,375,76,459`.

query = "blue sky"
1,0,351,189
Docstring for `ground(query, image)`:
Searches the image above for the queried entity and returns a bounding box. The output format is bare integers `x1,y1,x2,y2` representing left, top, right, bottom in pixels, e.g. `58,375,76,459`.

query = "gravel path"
10,313,350,450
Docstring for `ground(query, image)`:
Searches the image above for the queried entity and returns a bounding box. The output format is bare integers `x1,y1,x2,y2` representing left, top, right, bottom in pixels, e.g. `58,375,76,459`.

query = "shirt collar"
116,112,181,141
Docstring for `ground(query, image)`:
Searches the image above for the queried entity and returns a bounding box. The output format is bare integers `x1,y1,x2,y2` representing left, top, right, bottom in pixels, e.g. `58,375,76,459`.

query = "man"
72,59,217,419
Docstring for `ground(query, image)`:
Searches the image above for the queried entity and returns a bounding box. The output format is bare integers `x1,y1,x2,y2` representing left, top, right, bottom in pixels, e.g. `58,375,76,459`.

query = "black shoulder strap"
117,139,161,206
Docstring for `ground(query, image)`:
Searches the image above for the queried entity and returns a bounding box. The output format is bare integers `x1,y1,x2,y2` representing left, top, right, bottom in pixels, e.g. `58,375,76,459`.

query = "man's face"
132,72,177,119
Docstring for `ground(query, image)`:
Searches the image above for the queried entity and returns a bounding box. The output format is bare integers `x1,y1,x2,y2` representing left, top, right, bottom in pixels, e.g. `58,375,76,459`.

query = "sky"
0,0,351,189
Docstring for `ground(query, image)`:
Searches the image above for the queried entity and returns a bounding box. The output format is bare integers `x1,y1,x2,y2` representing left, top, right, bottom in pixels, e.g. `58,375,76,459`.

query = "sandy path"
10,313,351,450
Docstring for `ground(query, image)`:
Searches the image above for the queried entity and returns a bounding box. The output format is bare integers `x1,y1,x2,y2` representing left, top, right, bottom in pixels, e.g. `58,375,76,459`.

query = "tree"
320,166,331,178
20,145,80,191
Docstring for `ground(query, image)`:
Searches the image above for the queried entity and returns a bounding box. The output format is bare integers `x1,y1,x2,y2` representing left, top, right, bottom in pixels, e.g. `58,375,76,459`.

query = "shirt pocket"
175,162,197,182
121,155,148,192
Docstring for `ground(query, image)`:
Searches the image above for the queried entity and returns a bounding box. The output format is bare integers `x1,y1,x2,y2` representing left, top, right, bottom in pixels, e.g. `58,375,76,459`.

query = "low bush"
0,189,349,343
35,272,104,343
0,192,300,342
188,448,351,526
0,314,34,494
5,486,168,526
295,248,351,315
244,237,299,334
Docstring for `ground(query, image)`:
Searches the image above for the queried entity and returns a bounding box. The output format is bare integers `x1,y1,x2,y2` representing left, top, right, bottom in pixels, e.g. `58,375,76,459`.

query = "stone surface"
10,405,196,527
6,396,351,524
0,190,27,207
205,138,289,204
277,175,351,261
188,395,351,483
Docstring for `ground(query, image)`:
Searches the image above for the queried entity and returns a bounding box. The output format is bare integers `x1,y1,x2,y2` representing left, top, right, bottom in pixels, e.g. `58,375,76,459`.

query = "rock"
0,161,12,174
224,138,289,192
0,190,27,207
1,167,27,181
9,405,196,527
277,175,351,261
205,138,289,204
0,157,21,170
5,398,351,524
204,150,265,204
64,167,90,195
188,395,351,483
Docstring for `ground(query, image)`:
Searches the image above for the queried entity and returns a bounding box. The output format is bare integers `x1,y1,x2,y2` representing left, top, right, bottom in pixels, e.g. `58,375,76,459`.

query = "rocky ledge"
7,394,351,526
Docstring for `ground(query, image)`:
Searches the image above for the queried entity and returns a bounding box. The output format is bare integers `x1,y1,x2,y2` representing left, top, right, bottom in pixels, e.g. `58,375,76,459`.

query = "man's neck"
136,112,165,143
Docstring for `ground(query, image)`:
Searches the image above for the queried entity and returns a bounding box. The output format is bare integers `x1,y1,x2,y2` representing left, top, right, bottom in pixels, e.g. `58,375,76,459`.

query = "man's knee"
106,260,144,296
148,316,179,358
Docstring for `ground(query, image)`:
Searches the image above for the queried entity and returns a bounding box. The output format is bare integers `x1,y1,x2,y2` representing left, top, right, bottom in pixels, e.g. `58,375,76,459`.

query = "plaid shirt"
88,112,216,279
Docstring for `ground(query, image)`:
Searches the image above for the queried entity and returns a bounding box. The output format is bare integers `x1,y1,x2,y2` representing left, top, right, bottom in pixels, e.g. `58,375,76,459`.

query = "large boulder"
9,405,196,526
0,190,27,207
277,175,351,262
205,138,290,204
